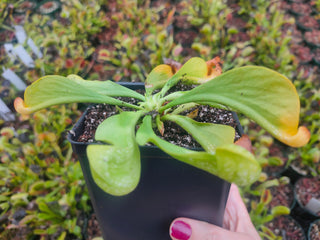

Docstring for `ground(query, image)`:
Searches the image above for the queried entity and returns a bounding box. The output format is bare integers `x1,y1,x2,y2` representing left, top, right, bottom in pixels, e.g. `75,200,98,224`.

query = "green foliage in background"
0,0,319,239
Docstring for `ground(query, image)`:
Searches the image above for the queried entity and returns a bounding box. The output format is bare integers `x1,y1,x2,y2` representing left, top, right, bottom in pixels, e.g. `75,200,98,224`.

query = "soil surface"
244,177,294,212
77,84,241,147
264,215,306,240
269,183,295,209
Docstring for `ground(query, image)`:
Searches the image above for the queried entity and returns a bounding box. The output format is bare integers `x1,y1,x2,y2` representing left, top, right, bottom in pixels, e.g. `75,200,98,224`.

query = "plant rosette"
93,45,116,64
308,219,320,240
294,176,320,219
14,57,310,239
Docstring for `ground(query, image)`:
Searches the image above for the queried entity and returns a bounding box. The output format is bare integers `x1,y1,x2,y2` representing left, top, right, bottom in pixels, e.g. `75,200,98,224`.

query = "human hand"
169,184,261,240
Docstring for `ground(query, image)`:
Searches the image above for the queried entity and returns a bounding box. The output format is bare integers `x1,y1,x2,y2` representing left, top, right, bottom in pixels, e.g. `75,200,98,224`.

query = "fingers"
169,184,260,239
224,184,254,230
223,184,260,239
169,218,259,240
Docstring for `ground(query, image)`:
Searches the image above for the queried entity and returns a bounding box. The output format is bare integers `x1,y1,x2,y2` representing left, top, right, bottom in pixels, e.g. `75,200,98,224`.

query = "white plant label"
305,197,320,215
1,68,27,91
27,38,43,58
14,45,35,68
4,43,16,62
14,25,27,44
0,98,15,121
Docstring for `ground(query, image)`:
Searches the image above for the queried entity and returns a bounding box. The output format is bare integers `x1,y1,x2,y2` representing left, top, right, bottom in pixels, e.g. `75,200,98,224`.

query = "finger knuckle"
203,232,217,240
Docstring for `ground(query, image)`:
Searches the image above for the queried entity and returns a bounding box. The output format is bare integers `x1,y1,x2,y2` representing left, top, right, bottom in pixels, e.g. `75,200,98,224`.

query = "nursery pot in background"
293,176,320,221
264,215,306,240
67,82,243,240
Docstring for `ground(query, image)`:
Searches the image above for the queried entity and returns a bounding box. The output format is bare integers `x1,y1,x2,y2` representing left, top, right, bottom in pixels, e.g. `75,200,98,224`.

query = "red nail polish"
170,220,192,240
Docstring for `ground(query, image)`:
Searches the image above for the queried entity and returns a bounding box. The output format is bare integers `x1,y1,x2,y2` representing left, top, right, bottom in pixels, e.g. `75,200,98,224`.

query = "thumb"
169,218,257,240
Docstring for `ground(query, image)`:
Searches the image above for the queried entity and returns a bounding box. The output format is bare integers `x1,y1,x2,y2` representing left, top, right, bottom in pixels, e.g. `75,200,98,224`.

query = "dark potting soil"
78,103,240,148
77,86,241,148
174,30,198,47
309,220,320,240
295,177,320,216
264,215,306,240
245,177,294,212
269,183,295,209
225,16,248,31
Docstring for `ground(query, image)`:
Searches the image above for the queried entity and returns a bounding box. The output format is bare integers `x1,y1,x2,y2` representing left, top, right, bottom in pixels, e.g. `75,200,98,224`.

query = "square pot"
67,82,242,240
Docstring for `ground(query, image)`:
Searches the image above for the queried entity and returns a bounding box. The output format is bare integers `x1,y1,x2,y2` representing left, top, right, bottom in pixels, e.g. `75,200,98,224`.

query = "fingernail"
170,220,192,240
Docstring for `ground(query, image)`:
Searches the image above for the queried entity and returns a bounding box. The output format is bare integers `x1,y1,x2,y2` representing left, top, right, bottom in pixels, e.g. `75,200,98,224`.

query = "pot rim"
67,81,243,146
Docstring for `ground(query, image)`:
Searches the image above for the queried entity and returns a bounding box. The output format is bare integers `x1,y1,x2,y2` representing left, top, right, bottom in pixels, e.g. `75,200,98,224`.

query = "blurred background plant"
0,0,319,239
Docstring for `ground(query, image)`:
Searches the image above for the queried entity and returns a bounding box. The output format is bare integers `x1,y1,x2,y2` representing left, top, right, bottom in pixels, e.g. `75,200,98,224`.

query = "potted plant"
294,176,320,220
14,57,310,239
36,0,61,15
261,215,306,240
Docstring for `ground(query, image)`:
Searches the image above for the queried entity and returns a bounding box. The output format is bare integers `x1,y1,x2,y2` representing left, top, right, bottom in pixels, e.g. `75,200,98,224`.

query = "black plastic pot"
14,1,37,14
293,177,320,221
67,82,242,240
36,0,61,15
281,164,308,185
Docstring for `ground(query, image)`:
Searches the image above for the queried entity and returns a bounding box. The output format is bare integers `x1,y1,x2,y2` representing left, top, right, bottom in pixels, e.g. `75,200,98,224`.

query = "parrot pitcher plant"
15,57,310,196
